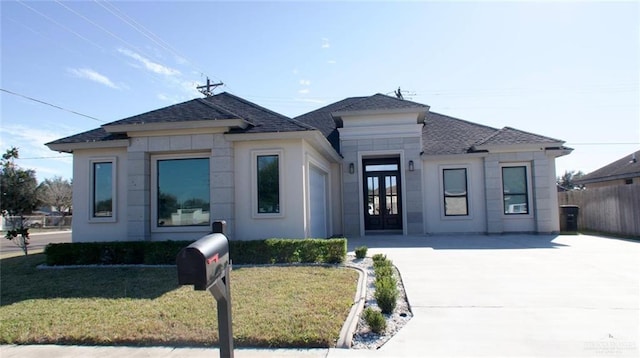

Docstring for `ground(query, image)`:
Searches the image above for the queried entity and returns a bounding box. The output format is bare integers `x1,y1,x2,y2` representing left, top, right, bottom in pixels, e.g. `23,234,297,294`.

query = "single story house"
575,150,639,188
47,92,572,242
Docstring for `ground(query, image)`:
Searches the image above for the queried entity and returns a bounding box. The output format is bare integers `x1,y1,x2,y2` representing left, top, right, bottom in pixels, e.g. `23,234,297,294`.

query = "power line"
0,88,105,123
16,0,106,52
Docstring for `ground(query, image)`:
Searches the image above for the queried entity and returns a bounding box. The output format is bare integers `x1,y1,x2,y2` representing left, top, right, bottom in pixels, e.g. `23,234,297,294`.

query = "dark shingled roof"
473,126,562,147
294,96,366,151
576,150,640,184
334,93,428,112
422,112,498,155
47,127,128,145
47,92,315,146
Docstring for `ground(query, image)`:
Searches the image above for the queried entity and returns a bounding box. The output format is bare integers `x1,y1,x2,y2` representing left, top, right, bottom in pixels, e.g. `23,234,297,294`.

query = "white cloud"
327,60,337,64
118,48,181,76
0,124,75,180
299,79,311,86
68,68,119,89
298,89,310,94
322,38,330,48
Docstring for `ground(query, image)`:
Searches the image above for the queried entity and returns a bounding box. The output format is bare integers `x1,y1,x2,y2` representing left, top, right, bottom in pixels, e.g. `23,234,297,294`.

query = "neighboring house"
575,150,640,188
47,93,572,242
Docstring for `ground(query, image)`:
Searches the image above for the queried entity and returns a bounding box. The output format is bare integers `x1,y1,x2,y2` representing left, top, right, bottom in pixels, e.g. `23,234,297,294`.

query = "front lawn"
0,254,358,347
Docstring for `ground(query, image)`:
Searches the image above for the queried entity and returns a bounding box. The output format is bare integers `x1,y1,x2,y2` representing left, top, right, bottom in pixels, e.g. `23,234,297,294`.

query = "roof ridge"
429,111,499,131
195,98,246,121
216,92,317,131
215,92,292,120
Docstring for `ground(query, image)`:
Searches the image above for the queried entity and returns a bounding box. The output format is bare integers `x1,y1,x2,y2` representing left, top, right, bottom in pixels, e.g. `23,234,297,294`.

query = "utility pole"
197,77,224,97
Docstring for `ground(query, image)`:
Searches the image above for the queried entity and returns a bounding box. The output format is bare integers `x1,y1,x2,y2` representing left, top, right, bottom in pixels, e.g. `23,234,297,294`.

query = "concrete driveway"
347,234,639,357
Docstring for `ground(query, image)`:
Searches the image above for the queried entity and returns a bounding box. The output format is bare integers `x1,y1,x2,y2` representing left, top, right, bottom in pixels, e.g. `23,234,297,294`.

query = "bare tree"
38,176,73,217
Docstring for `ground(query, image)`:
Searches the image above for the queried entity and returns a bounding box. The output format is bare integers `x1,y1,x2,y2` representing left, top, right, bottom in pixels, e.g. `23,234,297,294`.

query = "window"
443,168,468,216
156,157,210,227
502,166,529,215
92,161,114,218
257,154,280,214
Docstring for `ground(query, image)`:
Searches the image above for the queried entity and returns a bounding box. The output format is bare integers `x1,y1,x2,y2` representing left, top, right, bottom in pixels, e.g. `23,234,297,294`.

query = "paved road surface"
0,230,71,256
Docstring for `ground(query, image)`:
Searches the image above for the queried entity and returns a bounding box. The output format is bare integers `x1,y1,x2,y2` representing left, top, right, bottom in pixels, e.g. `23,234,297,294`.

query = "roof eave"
332,106,429,119
472,142,566,153
47,139,129,153
103,118,250,133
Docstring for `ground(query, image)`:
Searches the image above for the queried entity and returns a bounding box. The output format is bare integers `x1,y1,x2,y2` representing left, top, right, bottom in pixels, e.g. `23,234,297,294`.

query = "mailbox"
176,221,234,358
176,232,229,290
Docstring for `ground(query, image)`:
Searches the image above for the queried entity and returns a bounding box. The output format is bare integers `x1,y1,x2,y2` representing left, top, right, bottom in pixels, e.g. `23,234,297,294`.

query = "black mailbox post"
176,221,233,358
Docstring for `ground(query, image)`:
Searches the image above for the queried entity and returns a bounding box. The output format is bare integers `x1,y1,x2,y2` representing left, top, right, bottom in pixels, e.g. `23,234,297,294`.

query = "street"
0,231,71,256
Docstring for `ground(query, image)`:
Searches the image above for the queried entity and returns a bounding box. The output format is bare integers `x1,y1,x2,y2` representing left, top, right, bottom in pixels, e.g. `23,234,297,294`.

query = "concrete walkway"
2,234,638,357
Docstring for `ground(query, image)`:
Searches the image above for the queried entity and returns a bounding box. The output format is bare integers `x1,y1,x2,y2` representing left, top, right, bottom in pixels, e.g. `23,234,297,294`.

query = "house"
46,93,572,242
575,150,640,188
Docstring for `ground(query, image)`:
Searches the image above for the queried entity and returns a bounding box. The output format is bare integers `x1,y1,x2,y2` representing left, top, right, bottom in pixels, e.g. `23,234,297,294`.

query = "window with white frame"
443,168,468,216
257,154,280,214
252,150,283,217
502,165,529,215
155,156,210,227
90,158,115,221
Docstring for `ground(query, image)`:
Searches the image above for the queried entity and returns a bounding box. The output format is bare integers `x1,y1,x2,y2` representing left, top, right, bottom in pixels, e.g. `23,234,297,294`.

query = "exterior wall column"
532,152,558,233
211,134,236,239
127,138,150,241
484,155,504,234
341,139,361,237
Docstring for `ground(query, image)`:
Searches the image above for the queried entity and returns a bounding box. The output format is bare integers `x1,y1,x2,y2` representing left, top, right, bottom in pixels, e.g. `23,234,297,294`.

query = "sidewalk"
0,345,383,358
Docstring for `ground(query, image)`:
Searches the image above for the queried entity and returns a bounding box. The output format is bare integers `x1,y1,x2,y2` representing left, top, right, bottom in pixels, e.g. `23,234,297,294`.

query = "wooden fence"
558,182,640,237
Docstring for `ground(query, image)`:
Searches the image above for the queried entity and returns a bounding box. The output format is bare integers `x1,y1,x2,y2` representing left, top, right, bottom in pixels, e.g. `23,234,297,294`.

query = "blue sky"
1,1,638,182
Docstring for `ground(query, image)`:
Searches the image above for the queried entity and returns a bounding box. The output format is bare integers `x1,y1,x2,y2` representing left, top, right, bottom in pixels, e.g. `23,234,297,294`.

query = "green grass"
0,254,358,348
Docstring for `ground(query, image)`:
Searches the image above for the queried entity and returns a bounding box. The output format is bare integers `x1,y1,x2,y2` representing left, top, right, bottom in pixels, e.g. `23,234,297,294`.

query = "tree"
1,147,41,255
38,176,73,218
557,170,585,191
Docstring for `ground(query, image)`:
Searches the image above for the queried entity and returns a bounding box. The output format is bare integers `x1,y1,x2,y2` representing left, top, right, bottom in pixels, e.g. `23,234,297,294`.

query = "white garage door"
309,166,327,238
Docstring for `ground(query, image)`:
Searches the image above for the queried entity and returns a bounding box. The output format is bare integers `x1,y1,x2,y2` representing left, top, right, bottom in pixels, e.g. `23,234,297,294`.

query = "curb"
336,263,367,348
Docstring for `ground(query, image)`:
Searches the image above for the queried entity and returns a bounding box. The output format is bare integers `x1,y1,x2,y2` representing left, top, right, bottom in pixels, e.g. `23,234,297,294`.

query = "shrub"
363,307,386,334
45,238,348,266
371,253,387,263
375,275,398,314
354,245,367,259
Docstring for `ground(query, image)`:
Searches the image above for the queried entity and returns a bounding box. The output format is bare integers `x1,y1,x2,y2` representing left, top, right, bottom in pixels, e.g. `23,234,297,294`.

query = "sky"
1,1,638,182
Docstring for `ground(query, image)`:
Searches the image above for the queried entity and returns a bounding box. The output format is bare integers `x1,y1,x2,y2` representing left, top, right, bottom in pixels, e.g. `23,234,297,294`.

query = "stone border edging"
336,264,367,349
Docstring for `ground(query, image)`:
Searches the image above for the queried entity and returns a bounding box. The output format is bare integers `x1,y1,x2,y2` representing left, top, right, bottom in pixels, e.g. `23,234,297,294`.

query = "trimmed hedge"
44,238,347,266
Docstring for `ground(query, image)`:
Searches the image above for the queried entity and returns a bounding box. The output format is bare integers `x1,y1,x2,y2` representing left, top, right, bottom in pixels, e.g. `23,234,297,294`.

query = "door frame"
357,150,408,236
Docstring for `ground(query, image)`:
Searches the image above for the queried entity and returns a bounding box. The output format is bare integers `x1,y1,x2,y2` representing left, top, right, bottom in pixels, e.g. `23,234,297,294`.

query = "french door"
363,158,402,231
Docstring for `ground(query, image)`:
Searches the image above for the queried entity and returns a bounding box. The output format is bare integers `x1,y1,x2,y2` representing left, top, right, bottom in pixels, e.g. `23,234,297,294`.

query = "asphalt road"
0,231,71,256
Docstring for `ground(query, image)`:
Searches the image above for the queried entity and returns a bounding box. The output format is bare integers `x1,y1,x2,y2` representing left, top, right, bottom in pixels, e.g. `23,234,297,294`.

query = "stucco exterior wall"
71,148,128,242
422,157,487,234
234,139,313,240
484,151,560,234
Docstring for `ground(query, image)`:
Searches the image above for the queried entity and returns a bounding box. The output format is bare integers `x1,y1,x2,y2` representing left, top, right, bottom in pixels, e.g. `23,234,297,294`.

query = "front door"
363,158,402,231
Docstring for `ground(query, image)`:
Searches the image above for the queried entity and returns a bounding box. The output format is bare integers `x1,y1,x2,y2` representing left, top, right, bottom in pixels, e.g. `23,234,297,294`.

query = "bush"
354,245,367,259
363,307,386,334
45,238,348,266
375,275,398,314
371,253,386,263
